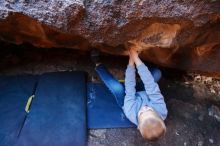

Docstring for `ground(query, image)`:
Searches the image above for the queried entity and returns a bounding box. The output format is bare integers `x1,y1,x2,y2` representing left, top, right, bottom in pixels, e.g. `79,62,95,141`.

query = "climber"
91,48,168,141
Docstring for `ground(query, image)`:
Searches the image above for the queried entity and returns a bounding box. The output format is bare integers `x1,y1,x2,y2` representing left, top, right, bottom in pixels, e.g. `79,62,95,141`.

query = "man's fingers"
131,49,138,57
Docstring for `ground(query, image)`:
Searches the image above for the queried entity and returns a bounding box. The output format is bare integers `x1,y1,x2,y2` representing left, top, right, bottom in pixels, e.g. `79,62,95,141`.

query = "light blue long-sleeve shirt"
122,64,168,125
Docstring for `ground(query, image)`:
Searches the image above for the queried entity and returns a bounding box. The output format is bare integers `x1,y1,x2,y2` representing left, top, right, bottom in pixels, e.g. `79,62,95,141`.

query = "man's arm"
136,64,167,120
137,63,162,100
124,57,136,101
123,57,141,125
130,49,168,120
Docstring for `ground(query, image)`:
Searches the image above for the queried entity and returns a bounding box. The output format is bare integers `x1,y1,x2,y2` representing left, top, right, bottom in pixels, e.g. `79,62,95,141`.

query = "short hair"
138,107,166,141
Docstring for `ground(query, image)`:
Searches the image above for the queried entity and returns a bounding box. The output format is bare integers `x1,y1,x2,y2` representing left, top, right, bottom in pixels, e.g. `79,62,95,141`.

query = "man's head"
138,106,166,141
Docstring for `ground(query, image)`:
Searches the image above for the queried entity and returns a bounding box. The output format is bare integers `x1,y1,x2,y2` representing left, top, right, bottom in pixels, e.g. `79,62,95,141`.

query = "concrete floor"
0,45,220,146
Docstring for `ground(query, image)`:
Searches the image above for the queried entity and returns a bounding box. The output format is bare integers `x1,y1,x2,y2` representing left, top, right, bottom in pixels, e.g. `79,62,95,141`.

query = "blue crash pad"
87,83,136,129
0,75,38,146
0,70,143,146
16,72,87,146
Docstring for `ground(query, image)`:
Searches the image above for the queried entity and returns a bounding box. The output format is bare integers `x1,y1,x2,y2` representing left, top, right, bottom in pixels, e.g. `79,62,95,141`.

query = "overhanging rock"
0,0,220,74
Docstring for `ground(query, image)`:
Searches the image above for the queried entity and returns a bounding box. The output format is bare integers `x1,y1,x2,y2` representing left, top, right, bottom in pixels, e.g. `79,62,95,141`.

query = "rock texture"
0,0,220,73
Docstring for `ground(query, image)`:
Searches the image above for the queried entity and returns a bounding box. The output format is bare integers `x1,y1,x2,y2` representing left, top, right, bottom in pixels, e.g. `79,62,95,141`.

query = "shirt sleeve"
124,65,136,100
123,65,140,125
137,64,168,120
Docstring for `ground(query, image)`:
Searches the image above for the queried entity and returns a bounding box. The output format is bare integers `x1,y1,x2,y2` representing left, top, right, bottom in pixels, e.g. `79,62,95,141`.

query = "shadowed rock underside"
0,0,220,75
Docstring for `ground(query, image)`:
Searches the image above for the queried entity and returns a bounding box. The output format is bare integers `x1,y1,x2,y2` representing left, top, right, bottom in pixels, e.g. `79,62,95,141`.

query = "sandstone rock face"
0,0,220,74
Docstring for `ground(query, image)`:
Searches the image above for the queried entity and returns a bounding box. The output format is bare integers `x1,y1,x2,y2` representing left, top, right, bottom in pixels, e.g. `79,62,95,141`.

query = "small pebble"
208,106,220,122
184,142,187,146
198,141,203,146
209,138,214,144
210,88,215,94
184,81,190,85
198,115,204,121
175,132,180,136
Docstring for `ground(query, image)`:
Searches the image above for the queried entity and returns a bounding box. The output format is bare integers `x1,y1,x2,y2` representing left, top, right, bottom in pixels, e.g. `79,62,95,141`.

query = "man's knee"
150,68,162,82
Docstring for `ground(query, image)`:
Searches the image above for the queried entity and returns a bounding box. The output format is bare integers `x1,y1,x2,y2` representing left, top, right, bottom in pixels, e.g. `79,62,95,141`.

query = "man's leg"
149,67,162,83
95,64,125,108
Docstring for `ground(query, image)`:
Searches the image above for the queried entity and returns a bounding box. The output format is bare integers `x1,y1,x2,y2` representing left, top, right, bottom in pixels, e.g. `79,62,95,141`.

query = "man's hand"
128,49,135,66
129,57,134,66
129,48,138,60
129,48,143,66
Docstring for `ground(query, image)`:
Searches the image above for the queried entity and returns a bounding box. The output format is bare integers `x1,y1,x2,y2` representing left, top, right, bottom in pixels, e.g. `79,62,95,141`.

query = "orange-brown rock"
0,0,220,74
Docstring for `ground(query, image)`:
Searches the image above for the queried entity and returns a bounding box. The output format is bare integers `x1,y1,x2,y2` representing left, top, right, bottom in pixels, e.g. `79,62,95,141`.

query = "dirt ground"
0,43,220,146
